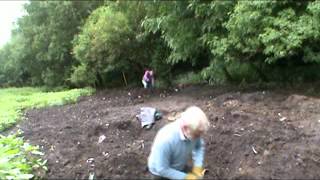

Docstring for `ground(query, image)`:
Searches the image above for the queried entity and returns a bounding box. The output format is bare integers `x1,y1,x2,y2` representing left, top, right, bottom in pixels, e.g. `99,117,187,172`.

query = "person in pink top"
142,69,154,89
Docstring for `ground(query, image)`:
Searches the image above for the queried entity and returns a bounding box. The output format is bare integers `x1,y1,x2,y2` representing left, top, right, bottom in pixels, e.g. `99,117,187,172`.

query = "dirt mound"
15,86,320,179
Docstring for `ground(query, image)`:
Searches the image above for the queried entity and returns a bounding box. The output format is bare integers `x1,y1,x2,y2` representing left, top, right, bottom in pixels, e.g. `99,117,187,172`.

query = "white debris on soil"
252,146,258,154
98,135,106,144
102,152,109,157
279,117,287,121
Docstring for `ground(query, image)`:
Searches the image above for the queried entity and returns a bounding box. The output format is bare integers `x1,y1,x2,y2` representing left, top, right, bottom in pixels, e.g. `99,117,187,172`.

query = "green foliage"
0,35,30,87
1,1,320,87
0,87,94,179
149,37,173,87
195,1,320,84
0,87,94,131
201,61,228,85
72,6,130,87
142,1,205,65
0,131,47,179
174,71,204,85
69,63,96,87
0,1,103,87
72,2,163,87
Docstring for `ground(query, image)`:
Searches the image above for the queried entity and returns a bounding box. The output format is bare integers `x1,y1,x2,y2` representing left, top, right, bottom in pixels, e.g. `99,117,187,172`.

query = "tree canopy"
1,1,320,88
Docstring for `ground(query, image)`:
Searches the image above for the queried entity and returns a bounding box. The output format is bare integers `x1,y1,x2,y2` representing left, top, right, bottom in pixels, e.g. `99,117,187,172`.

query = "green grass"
0,87,95,179
0,87,94,131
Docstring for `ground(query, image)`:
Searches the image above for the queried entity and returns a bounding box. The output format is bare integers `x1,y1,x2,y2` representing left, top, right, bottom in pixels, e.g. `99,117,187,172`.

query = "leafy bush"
72,6,131,87
173,72,204,86
0,131,47,179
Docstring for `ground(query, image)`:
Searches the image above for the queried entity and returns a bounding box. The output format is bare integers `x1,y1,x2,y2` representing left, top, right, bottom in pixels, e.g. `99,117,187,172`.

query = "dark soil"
15,85,320,179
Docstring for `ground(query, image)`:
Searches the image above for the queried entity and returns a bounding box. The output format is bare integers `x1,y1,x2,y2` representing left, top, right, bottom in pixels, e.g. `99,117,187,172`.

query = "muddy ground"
15,85,320,179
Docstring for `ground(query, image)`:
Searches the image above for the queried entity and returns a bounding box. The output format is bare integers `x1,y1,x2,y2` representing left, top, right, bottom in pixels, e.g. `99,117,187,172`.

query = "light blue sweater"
148,119,205,179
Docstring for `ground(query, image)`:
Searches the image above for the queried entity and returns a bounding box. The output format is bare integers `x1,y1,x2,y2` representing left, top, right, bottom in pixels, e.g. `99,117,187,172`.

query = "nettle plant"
0,130,47,179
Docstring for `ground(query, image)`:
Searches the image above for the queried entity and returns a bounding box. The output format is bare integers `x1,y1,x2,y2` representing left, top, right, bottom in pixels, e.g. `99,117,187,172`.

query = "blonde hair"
181,106,209,132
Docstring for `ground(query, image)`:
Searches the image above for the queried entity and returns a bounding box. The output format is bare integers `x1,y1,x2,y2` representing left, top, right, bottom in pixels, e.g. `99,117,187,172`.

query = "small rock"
102,152,109,157
98,135,106,144
279,117,287,121
63,160,70,166
296,158,303,164
263,150,270,156
87,158,94,163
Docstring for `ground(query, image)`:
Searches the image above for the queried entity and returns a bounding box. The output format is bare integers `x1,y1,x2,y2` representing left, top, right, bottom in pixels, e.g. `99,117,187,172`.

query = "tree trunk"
95,72,104,87
250,62,269,82
222,66,233,82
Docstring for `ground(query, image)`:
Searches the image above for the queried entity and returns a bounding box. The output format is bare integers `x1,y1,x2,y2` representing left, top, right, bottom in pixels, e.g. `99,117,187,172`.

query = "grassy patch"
0,87,94,131
0,87,95,179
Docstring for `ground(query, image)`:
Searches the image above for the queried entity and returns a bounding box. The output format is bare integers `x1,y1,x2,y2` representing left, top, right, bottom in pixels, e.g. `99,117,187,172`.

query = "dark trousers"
146,81,152,88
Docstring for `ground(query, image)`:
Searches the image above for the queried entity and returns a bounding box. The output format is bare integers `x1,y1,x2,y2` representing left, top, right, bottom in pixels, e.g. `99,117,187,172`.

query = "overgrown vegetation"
1,1,320,88
0,87,94,131
0,131,46,179
0,87,94,179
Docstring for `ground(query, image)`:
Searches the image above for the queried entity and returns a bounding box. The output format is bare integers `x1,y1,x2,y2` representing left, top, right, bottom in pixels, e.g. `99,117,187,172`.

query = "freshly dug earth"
16,86,320,179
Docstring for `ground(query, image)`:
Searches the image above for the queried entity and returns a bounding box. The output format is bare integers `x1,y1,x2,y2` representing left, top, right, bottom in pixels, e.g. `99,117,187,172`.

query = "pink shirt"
143,71,152,82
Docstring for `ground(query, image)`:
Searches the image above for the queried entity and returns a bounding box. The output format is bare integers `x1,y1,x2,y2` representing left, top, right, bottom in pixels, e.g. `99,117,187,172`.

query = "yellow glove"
191,166,204,177
185,173,198,180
